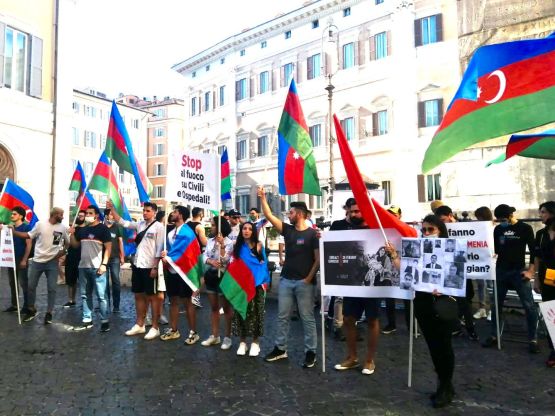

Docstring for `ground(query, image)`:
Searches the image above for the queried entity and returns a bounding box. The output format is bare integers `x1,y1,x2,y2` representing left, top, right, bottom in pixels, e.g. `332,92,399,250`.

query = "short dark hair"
155,211,165,222
290,201,308,217
493,204,515,219
78,209,86,215
345,198,357,208
103,208,111,216
474,206,493,221
422,214,448,238
435,205,453,217
12,206,26,218
539,201,555,216
249,207,259,213
86,205,100,216
174,205,190,222
144,202,158,212
192,207,203,217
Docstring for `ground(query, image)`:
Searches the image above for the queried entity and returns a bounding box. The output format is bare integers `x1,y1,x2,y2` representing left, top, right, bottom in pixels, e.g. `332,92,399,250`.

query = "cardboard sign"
0,227,16,268
166,151,221,211
539,300,555,347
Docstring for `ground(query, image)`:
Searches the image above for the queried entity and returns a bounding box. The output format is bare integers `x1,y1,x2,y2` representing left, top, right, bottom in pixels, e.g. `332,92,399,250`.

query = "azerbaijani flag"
486,129,555,166
105,101,152,202
422,33,555,173
334,115,417,237
88,152,126,215
165,223,204,291
221,147,232,201
69,162,100,215
0,179,39,226
220,243,268,319
277,79,321,196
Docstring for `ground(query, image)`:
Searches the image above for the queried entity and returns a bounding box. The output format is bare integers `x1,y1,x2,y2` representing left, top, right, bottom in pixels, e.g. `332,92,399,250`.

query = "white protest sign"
166,151,221,211
0,227,16,268
331,190,385,221
539,300,555,347
401,237,468,297
320,229,413,300
446,221,495,280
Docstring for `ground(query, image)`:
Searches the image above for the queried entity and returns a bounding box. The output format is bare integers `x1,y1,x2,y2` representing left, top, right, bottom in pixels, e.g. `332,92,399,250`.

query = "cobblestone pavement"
0,274,553,416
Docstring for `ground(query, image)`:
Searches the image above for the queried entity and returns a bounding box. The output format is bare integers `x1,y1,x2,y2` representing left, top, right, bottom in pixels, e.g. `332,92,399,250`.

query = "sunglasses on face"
421,227,437,234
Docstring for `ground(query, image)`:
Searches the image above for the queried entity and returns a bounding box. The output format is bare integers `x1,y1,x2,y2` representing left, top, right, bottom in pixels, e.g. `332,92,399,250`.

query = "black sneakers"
62,301,76,308
23,310,38,322
264,346,288,362
3,306,18,312
44,312,53,325
381,324,397,335
303,351,317,368
100,322,110,332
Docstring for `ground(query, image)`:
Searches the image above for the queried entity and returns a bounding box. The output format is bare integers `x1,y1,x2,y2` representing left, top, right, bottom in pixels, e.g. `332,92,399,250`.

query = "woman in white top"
201,216,235,350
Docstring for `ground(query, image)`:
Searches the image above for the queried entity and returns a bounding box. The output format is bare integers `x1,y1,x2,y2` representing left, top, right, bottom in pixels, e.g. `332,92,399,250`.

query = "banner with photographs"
401,237,468,297
320,229,413,300
445,221,495,280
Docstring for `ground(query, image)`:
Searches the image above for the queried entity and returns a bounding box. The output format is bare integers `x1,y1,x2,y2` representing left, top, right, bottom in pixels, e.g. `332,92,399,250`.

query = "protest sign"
539,300,555,347
401,237,467,297
166,151,220,211
0,227,16,268
445,221,495,280
320,229,412,300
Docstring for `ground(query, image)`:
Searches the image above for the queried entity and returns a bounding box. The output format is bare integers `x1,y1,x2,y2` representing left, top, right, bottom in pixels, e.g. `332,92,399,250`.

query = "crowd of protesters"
2,191,554,410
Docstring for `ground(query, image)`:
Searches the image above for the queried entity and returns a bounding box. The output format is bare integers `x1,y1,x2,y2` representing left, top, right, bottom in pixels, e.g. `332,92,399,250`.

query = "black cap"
493,204,516,219
226,209,241,217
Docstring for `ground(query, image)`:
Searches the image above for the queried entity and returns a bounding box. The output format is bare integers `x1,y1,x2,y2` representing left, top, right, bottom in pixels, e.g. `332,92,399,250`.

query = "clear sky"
72,0,305,99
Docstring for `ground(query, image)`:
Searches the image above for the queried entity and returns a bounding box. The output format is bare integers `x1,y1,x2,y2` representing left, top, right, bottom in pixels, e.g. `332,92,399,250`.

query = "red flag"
333,115,417,237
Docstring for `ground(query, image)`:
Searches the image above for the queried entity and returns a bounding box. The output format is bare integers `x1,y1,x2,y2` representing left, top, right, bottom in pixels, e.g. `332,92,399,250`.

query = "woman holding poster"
387,215,456,409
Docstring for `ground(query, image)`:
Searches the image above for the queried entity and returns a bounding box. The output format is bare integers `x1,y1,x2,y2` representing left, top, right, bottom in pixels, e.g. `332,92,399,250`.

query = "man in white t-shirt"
107,200,165,340
9,207,69,324
226,209,242,242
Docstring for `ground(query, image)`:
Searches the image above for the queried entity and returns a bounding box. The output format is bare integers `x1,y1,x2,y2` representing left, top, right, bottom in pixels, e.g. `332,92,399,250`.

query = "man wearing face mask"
104,209,124,313
7,207,69,324
62,210,86,308
482,204,539,353
248,207,267,245
70,206,112,332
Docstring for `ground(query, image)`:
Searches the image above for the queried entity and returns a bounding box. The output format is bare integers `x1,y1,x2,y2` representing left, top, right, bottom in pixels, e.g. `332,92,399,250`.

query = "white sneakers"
144,327,160,340
473,308,487,319
236,342,248,355
221,337,232,350
249,342,260,357
236,342,260,356
201,335,221,346
125,324,146,336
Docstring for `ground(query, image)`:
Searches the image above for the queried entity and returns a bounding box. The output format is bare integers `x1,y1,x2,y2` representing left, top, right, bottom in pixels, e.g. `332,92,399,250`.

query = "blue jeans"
27,259,58,312
490,268,538,341
275,277,317,353
106,258,121,309
79,268,108,323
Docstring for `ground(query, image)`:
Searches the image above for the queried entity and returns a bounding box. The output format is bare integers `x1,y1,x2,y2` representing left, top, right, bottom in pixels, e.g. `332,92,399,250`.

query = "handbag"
545,268,555,287
433,295,459,322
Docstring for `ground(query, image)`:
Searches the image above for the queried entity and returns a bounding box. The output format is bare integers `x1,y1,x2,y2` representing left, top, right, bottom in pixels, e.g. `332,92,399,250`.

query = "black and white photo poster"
401,237,468,297
321,229,413,300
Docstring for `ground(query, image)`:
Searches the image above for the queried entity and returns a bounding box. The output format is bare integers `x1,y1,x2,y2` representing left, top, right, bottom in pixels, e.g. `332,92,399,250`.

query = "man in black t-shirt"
70,205,112,332
483,204,539,353
258,187,320,368
331,198,381,376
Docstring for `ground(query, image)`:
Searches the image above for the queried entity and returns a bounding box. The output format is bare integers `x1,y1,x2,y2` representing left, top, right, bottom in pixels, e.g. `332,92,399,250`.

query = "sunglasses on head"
421,227,437,234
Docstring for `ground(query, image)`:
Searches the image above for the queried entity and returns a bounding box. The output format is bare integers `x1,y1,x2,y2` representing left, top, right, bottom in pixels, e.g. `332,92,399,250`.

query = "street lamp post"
322,21,338,220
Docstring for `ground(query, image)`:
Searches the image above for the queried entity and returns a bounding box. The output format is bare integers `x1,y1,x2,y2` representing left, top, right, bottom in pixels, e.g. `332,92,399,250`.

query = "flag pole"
321,292,326,373
0,177,10,210
72,165,94,228
408,297,414,387
368,198,388,242
494,279,501,350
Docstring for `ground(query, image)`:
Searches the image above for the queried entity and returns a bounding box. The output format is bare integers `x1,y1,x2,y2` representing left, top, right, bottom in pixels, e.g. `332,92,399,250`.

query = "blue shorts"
343,297,380,320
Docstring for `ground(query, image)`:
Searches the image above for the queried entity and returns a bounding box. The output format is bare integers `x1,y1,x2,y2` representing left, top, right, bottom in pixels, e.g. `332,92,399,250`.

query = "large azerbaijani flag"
165,223,204,291
422,33,555,173
0,179,39,226
277,79,321,196
221,147,232,201
69,161,100,215
334,115,417,237
105,101,152,202
220,243,269,319
486,129,555,166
